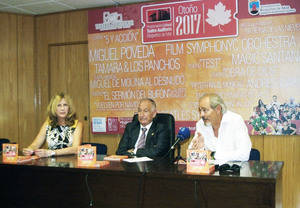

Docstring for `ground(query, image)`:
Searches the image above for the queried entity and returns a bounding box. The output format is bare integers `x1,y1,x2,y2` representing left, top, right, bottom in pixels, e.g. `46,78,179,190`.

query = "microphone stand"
173,143,185,164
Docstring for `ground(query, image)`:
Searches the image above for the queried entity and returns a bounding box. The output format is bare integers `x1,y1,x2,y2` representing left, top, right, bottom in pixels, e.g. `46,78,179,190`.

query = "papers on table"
208,159,228,165
123,157,153,163
103,155,128,161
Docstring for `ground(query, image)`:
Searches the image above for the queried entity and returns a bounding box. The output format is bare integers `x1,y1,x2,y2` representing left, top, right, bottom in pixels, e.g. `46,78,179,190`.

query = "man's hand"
175,159,186,164
190,132,204,149
127,149,135,156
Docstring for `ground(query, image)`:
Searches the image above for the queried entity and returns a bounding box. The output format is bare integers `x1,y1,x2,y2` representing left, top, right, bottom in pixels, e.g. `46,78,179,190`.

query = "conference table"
0,155,283,208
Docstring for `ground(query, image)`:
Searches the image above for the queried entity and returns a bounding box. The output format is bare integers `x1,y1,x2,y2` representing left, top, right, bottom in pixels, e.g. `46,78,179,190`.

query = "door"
49,43,90,142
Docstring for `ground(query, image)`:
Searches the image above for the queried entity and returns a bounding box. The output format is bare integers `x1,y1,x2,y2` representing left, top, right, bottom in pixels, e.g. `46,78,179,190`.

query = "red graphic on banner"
107,117,119,133
119,117,133,133
141,0,238,43
88,6,141,34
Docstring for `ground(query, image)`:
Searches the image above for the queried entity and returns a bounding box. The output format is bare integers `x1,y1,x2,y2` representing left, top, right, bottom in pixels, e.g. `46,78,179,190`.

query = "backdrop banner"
88,0,300,135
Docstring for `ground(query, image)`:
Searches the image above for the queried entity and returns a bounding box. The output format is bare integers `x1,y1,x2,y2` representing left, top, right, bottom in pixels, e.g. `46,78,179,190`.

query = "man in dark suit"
116,98,170,158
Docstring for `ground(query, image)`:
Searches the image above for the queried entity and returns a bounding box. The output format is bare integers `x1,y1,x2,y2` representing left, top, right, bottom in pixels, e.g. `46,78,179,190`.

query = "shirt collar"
140,122,153,131
220,111,230,123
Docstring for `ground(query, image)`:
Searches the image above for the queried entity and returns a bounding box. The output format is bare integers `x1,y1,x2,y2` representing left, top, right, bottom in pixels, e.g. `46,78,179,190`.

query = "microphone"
171,127,191,150
159,127,191,161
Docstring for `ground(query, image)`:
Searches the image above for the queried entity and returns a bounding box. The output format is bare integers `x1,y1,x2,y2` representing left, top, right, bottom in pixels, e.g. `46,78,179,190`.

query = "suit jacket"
116,118,170,159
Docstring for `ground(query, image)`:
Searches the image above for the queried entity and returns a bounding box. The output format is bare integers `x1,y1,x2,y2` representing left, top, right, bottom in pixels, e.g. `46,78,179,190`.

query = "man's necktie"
137,128,147,149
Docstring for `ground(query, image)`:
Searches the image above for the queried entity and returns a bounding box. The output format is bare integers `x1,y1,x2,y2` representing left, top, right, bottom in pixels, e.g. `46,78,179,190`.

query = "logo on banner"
95,11,134,31
141,0,238,44
248,0,260,15
248,0,296,16
147,7,171,22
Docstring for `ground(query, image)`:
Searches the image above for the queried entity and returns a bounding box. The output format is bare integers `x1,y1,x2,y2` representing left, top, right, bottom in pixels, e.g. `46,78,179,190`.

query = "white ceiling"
0,0,152,15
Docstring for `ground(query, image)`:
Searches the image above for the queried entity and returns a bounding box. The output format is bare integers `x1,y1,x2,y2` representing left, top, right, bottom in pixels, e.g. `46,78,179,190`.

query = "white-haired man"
189,93,252,162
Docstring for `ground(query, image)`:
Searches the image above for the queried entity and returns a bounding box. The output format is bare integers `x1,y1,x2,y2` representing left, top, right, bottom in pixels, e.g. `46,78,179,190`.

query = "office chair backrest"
0,138,10,152
132,113,175,161
249,148,260,161
82,142,107,155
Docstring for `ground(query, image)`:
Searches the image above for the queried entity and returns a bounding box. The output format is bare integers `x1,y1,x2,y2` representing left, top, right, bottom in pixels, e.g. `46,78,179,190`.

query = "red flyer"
77,145,96,167
2,143,18,163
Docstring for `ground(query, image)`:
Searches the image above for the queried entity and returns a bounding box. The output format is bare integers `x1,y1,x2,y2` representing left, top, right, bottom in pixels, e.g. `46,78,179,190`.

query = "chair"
0,138,10,152
249,148,260,161
82,142,107,155
132,113,175,161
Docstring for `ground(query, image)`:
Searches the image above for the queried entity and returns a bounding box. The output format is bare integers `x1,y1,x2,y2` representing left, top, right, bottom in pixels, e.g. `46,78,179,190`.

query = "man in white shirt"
189,93,252,162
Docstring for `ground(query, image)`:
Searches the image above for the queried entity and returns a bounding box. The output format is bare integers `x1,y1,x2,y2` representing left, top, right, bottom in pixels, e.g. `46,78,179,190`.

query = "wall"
0,13,36,149
0,9,299,208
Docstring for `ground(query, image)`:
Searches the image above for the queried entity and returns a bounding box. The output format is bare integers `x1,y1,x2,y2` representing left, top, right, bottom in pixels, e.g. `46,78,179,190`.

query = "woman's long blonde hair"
47,92,77,127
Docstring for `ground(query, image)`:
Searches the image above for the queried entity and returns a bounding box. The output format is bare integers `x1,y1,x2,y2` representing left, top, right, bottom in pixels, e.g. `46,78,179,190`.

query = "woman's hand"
190,132,204,150
22,148,34,156
34,149,54,157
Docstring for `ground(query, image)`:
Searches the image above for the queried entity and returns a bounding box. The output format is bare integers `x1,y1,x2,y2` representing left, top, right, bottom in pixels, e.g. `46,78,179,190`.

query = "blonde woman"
23,92,83,157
